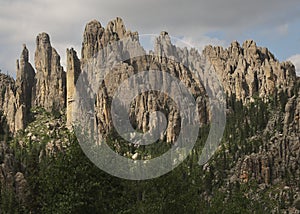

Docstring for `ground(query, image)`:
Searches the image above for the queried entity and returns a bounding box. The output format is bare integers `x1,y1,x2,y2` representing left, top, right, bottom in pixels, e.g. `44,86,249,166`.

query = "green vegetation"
0,88,298,213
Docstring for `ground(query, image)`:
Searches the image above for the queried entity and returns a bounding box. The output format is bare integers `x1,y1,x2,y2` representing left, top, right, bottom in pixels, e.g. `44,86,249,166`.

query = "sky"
0,0,300,77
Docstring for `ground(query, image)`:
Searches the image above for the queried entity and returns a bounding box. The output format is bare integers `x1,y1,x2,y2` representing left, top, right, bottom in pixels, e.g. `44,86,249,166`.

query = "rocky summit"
0,17,299,213
33,32,66,112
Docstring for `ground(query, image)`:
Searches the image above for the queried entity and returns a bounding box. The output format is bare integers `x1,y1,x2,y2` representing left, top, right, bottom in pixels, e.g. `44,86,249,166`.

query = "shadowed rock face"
33,32,66,112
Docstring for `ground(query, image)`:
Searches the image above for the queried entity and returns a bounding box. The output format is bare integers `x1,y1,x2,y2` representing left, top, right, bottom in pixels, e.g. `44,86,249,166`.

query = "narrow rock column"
15,45,35,131
66,48,81,127
33,33,66,112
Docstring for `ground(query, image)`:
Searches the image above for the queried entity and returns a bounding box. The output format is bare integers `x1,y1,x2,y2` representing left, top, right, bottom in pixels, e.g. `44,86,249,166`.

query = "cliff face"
15,45,35,130
0,33,66,134
70,19,208,143
0,17,298,147
16,45,35,112
33,33,66,112
0,73,17,133
0,45,35,133
81,18,129,62
0,17,297,144
204,40,296,102
74,19,298,145
66,48,81,127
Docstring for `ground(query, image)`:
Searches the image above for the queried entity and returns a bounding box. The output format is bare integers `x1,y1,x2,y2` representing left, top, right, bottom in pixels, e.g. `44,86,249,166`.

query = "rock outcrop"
66,48,81,127
81,17,129,63
16,45,35,111
0,45,35,133
0,74,17,133
0,18,298,146
66,18,299,145
203,40,297,102
232,89,300,186
33,32,66,112
72,19,207,143
15,45,35,130
0,34,65,134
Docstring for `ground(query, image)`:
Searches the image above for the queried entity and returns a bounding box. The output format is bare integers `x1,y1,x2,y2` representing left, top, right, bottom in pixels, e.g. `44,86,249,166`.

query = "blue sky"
0,0,300,76
206,20,300,62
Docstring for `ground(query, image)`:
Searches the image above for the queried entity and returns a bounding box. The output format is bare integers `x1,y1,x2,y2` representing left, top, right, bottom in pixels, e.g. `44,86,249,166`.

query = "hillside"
0,17,299,213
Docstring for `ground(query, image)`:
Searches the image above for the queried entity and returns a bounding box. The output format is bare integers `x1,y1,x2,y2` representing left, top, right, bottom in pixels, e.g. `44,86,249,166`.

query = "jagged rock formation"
0,74,18,133
66,48,81,127
0,17,297,145
15,45,35,130
71,19,208,143
62,18,299,146
0,45,35,133
81,17,131,63
16,45,35,111
204,40,297,102
33,33,66,112
72,18,144,136
0,34,65,134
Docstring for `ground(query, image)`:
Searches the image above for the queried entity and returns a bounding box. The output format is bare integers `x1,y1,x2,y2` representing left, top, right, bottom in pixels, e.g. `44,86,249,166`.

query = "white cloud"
288,54,300,76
